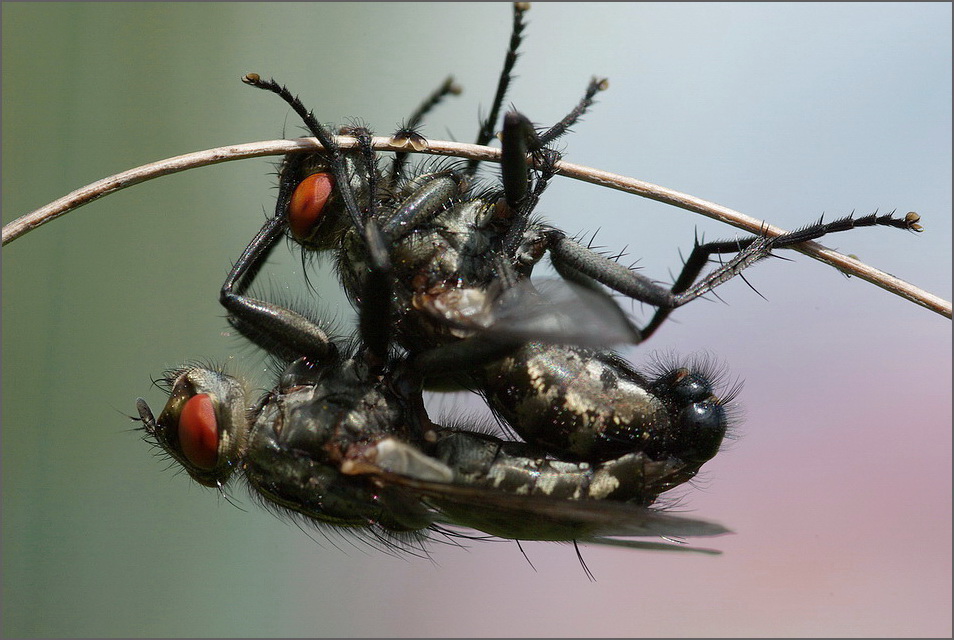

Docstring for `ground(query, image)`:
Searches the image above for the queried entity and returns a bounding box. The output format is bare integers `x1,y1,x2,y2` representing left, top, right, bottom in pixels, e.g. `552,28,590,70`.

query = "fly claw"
392,128,428,152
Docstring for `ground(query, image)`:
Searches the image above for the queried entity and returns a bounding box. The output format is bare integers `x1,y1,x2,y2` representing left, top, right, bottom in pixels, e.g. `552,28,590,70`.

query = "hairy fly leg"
635,210,924,339
498,77,609,210
465,2,530,178
218,155,339,362
543,210,922,341
219,211,396,370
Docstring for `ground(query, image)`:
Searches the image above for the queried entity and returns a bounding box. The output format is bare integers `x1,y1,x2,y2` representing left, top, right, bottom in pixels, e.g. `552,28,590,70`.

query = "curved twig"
3,136,950,319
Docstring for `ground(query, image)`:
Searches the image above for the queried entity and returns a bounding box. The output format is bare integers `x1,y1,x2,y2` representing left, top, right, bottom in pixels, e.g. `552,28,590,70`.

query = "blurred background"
3,3,950,637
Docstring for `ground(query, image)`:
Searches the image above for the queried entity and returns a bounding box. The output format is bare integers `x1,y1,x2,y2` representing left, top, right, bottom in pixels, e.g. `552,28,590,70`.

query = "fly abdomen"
479,343,666,462
432,430,597,500
479,344,734,478
431,430,689,507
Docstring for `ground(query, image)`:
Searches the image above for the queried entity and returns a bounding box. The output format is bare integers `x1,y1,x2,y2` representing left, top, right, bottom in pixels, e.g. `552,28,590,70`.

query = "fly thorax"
439,200,495,255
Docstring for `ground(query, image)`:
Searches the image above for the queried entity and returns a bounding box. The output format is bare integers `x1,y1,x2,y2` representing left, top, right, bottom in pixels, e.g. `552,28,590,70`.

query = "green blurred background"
3,3,950,636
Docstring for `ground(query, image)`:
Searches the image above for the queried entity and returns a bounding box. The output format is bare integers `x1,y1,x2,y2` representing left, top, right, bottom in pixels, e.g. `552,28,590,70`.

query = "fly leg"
538,76,609,148
339,124,379,222
465,2,530,177
219,213,338,363
495,77,609,277
390,76,462,182
499,76,608,211
636,210,922,339
233,76,410,363
547,211,922,341
220,217,398,367
377,171,468,240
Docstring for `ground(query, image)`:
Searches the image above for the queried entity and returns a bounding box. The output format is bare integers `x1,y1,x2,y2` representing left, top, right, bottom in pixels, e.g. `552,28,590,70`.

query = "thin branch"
3,136,949,319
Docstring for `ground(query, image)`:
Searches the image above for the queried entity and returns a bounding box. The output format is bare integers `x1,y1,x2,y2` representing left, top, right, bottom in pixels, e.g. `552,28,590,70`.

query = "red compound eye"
289,172,335,241
178,393,218,470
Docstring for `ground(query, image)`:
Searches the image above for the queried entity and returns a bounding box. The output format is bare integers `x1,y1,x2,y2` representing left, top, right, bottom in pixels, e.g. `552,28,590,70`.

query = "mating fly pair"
137,3,921,556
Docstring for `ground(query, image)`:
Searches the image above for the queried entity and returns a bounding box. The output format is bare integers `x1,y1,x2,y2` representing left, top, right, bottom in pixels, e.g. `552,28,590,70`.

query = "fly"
137,238,731,553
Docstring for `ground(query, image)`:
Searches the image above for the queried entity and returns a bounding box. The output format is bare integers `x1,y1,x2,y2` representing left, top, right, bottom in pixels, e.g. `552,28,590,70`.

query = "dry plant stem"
4,136,950,319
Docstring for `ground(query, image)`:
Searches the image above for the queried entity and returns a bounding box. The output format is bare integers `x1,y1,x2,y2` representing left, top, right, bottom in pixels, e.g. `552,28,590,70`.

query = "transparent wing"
484,277,641,347
367,468,730,554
